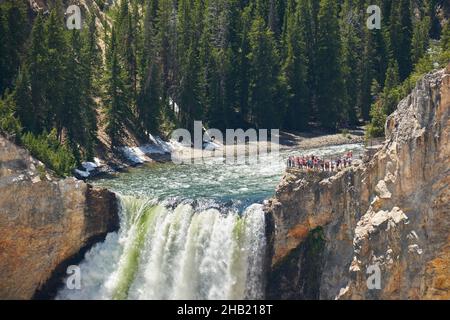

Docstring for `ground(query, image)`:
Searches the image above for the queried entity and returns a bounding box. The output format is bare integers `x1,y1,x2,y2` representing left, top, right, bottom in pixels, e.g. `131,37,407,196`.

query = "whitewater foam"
56,197,266,300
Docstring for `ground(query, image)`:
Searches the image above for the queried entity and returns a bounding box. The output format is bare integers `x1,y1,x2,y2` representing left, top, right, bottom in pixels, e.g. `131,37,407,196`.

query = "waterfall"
56,195,266,300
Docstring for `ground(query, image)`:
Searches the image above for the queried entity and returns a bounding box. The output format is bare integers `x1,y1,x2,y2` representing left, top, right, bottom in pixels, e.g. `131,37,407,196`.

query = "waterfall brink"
57,195,266,300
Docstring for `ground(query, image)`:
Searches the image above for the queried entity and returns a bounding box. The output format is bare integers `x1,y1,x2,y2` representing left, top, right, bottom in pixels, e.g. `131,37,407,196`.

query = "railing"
286,157,356,173
365,137,384,148
363,138,384,162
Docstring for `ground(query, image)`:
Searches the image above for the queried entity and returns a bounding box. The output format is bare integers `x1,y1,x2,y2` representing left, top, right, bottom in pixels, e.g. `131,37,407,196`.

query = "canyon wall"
266,64,450,300
0,136,119,299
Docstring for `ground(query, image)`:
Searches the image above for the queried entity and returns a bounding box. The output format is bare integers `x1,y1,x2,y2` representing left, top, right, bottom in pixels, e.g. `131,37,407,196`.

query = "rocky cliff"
266,64,450,300
0,136,119,299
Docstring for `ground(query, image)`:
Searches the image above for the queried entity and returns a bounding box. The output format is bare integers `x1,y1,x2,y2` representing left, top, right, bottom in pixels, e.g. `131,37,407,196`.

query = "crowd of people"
287,151,354,172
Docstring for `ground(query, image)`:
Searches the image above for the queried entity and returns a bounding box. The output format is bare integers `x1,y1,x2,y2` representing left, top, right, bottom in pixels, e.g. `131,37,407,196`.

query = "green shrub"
0,94,21,137
367,102,387,138
36,164,46,180
1,95,76,177
21,129,77,177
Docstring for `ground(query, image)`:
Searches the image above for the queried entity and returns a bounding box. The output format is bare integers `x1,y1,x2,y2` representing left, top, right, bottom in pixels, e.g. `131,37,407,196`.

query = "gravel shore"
279,129,365,150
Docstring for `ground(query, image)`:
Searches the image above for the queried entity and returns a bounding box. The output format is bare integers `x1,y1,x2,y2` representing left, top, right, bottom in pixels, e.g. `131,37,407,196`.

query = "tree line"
0,0,449,175
107,0,446,133
0,0,99,174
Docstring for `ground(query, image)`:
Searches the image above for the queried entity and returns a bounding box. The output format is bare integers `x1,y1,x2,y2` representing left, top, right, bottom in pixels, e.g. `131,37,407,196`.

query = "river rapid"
56,143,364,300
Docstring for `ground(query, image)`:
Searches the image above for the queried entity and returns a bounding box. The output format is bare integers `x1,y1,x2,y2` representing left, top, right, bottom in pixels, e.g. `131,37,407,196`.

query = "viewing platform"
285,160,363,176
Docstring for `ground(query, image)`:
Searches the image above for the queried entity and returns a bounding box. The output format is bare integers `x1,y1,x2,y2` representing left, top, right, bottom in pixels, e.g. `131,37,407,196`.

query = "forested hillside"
0,0,449,175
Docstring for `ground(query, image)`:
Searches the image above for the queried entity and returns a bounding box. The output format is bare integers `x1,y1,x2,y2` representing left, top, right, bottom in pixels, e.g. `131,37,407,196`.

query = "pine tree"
157,0,178,116
247,16,286,129
138,0,163,133
368,101,387,138
141,0,159,78
0,1,30,96
315,0,345,130
4,0,29,56
104,28,129,145
282,0,309,130
198,3,218,128
235,5,253,126
116,0,138,109
223,0,244,128
390,0,413,80
359,0,388,122
176,0,203,131
412,16,431,65
382,59,400,114
0,90,22,136
27,13,48,133
301,0,318,122
44,6,68,140
340,0,362,126
81,14,101,159
198,0,236,130
65,30,86,162
359,32,376,122
13,69,33,132
384,60,400,90
428,0,441,39
83,14,102,91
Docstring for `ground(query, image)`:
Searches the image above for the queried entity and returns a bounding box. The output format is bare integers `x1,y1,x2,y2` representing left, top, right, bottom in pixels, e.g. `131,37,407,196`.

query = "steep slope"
0,135,119,299
266,64,450,300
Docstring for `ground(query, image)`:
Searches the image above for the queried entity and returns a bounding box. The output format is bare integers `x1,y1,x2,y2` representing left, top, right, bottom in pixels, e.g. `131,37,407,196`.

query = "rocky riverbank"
0,135,119,299
265,64,450,300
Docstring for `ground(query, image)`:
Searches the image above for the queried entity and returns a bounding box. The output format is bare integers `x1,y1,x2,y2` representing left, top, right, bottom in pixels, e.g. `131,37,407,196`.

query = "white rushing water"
57,197,266,300
56,143,364,300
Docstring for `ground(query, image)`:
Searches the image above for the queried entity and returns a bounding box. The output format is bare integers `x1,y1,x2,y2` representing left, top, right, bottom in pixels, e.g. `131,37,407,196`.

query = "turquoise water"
57,143,364,300
93,143,365,208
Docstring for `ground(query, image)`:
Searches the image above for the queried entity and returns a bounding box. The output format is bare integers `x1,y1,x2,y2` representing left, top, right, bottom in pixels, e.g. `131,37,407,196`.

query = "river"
56,143,364,300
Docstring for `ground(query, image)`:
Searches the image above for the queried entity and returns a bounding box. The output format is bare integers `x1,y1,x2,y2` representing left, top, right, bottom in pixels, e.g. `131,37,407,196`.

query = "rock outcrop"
266,64,450,300
0,136,119,299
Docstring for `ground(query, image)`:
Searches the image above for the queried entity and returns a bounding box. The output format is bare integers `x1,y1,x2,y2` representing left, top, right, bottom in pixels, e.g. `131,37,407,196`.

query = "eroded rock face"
0,136,119,299
266,65,450,300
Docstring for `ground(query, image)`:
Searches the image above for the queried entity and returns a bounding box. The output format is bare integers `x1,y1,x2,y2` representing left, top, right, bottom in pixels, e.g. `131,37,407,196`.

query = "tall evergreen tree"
81,14,101,159
13,69,33,132
176,0,203,131
44,6,67,140
138,0,163,133
301,0,318,120
157,0,178,115
315,0,345,129
116,0,138,109
104,28,129,145
359,0,388,121
247,16,286,129
235,5,253,126
382,59,400,114
340,0,362,125
65,30,86,162
27,13,48,133
282,0,309,130
412,16,431,65
0,1,30,96
390,0,413,80
199,0,236,130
